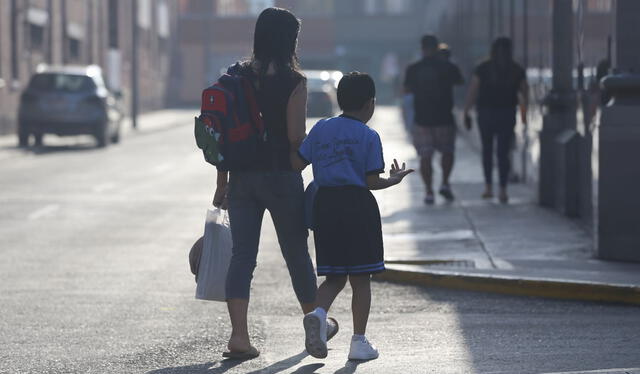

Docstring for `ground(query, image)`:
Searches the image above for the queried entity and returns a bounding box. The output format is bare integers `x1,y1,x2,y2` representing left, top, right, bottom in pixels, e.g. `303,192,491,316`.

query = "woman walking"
463,37,528,203
212,8,333,359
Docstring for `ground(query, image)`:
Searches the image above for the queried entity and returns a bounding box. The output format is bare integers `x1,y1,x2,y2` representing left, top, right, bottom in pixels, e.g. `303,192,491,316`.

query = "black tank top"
243,63,304,171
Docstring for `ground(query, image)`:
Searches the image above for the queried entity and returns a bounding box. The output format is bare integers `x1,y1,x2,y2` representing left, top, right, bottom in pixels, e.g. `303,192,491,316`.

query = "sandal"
222,346,260,360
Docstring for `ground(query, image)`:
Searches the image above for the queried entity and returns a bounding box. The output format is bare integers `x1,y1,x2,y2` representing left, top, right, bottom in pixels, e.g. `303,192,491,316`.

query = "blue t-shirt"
298,115,385,188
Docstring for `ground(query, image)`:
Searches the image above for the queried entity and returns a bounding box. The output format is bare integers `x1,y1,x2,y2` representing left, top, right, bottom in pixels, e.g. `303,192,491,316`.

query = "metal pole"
497,0,504,35
510,0,515,40
131,0,139,129
489,0,495,45
87,0,93,64
552,0,574,101
521,0,529,183
47,0,53,63
25,0,33,75
61,0,67,64
97,0,104,66
10,0,19,80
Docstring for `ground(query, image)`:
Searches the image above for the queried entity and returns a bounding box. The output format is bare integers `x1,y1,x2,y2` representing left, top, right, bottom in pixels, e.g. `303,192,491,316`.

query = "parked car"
304,70,342,118
18,65,123,148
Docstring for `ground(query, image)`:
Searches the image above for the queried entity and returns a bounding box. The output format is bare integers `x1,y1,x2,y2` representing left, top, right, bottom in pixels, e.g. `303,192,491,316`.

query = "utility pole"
25,0,33,75
497,0,504,35
87,0,93,64
509,0,515,40
521,0,529,183
61,0,67,64
598,0,640,261
47,0,53,64
10,0,19,81
489,0,495,45
131,0,139,129
539,0,578,216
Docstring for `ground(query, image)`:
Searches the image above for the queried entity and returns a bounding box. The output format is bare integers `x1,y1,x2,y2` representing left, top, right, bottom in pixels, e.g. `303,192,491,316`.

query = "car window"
28,73,97,92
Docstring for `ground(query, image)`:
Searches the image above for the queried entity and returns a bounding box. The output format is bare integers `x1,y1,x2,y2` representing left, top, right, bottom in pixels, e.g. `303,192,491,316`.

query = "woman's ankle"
228,333,251,351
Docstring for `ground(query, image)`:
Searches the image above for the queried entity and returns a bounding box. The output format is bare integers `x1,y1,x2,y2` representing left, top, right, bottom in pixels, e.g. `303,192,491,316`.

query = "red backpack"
195,63,266,171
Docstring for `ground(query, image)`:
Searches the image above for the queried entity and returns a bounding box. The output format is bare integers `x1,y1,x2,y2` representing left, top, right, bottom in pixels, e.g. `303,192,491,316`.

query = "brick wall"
0,0,178,136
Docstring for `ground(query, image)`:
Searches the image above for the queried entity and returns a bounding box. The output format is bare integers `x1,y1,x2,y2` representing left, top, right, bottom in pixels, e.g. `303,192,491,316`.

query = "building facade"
174,0,614,105
0,0,178,135
174,0,336,104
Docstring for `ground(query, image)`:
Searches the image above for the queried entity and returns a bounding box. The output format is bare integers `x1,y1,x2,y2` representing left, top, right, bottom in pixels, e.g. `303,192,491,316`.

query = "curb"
374,265,640,306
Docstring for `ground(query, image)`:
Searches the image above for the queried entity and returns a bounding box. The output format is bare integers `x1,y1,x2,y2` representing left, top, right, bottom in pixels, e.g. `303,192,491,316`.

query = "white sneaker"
303,310,327,358
348,336,379,361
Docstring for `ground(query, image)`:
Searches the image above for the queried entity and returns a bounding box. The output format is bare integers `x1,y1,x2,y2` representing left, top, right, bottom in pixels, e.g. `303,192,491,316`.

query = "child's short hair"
337,72,376,111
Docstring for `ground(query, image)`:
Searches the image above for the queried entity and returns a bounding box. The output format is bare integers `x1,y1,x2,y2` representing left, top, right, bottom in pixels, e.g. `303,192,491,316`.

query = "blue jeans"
225,171,317,303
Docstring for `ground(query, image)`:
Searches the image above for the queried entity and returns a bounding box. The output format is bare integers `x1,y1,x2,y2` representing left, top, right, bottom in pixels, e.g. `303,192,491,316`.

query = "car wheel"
33,133,43,147
18,126,30,147
95,125,109,148
110,126,120,144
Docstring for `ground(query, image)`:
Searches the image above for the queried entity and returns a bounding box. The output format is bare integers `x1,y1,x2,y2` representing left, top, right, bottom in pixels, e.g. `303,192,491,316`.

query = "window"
69,38,81,61
291,0,334,16
364,0,411,15
216,0,274,17
385,0,411,15
30,25,45,51
108,0,119,48
28,73,96,92
138,0,151,29
586,0,612,13
364,0,379,15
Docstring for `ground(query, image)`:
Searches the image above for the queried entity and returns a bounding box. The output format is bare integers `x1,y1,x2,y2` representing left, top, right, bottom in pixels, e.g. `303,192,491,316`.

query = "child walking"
293,72,413,360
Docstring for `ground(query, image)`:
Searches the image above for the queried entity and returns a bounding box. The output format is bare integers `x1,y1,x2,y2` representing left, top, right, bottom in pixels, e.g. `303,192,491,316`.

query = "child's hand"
389,159,414,184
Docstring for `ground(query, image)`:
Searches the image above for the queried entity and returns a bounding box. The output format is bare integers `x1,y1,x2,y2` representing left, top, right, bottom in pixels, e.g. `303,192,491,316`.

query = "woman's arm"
518,79,529,125
463,74,480,116
463,74,480,130
290,152,308,172
213,171,229,209
287,79,307,154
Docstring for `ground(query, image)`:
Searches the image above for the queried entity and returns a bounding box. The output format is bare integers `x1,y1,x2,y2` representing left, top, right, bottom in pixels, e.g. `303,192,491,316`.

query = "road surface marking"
28,204,60,220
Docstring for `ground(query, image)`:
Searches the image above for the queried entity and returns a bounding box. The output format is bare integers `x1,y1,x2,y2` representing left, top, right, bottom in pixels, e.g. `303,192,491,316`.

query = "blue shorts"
312,186,385,276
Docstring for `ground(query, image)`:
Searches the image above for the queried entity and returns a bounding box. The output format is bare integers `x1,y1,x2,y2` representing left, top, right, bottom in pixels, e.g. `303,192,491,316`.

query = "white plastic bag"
195,208,232,302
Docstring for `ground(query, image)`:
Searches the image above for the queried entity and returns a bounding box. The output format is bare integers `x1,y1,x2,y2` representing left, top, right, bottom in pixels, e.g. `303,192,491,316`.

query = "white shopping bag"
195,208,232,302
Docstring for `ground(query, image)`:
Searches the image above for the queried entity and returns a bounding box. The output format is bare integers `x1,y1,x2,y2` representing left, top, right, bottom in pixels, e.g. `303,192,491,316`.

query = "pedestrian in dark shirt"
404,35,464,204
463,37,528,204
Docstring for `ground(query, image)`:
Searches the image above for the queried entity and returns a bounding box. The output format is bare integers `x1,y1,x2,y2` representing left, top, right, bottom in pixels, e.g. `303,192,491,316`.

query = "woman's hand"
213,185,228,210
213,171,229,210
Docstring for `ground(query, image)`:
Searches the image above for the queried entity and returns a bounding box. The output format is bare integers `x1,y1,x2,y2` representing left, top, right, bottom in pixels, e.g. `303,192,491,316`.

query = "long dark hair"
251,7,301,79
488,37,516,85
490,37,514,66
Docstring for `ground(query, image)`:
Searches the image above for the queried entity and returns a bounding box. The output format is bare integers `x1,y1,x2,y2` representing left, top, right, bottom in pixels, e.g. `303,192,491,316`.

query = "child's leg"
348,274,371,335
317,275,348,311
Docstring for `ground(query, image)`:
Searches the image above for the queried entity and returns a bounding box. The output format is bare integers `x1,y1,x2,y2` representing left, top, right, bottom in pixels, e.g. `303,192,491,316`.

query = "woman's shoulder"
288,69,306,86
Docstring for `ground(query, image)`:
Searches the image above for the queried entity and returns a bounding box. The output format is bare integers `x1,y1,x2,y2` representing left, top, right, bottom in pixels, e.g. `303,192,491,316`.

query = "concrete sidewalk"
368,106,640,305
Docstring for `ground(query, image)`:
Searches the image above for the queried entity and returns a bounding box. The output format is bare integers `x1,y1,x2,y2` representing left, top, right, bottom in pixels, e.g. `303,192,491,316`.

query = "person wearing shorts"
404,35,463,204
292,72,413,361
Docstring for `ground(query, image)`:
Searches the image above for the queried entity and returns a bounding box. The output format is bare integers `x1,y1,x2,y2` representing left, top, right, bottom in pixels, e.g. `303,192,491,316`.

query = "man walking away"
404,35,464,204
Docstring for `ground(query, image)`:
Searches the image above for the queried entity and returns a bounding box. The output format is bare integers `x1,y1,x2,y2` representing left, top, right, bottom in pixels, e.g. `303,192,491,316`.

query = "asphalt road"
1,110,639,374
